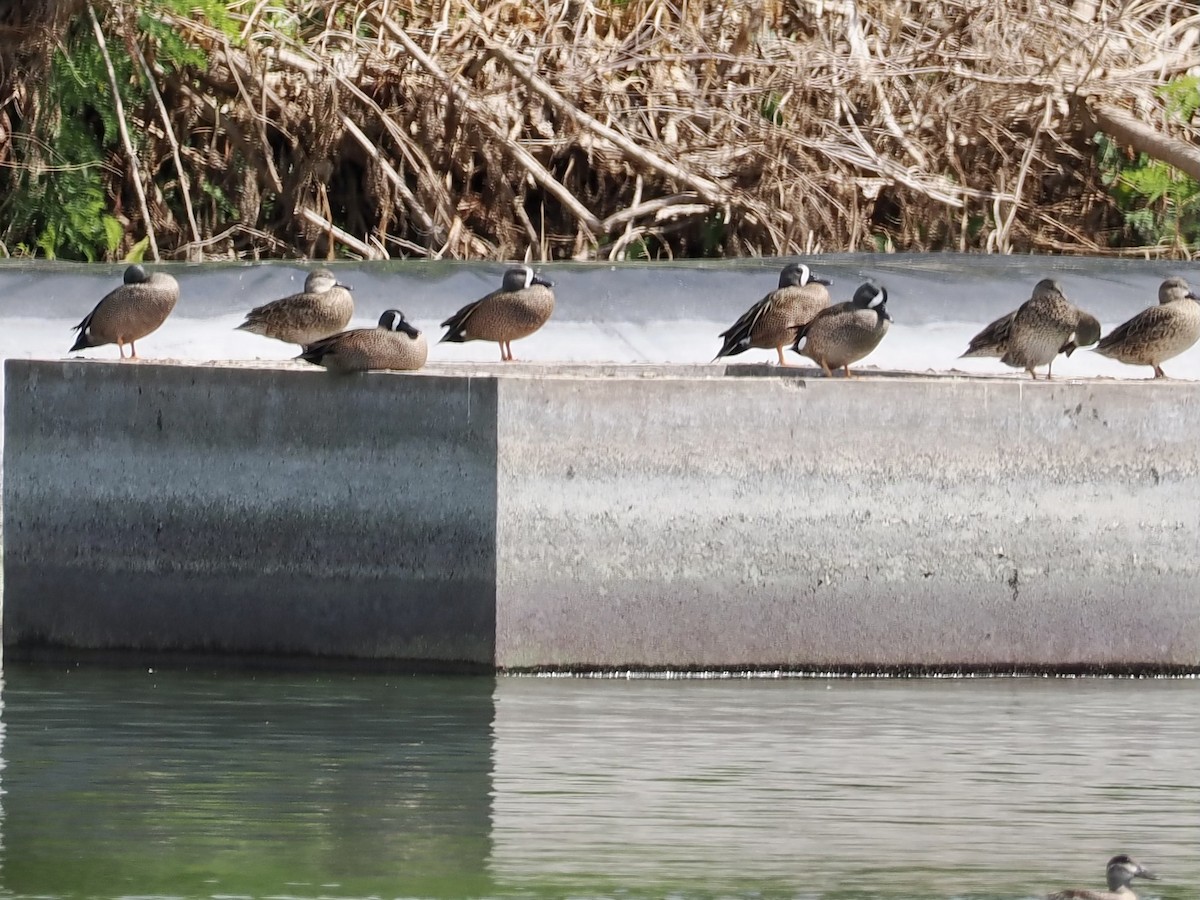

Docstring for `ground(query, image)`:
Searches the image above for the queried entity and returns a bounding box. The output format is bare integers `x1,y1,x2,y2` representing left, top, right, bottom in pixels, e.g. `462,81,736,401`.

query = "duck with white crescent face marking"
439,265,555,361
961,278,1100,379
69,264,180,360
714,262,832,367
236,267,354,347
298,309,428,374
1093,276,1200,378
790,280,890,378
1047,854,1158,900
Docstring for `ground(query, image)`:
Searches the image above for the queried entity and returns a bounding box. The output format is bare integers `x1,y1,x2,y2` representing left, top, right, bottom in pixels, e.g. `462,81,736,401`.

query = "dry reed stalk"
0,0,1197,260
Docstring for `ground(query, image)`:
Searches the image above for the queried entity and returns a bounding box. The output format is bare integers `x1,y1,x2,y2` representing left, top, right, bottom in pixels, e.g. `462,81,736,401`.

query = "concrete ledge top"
15,357,1199,386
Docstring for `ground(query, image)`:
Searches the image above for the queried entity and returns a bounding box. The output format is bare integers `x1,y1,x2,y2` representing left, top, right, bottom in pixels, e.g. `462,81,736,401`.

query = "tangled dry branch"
1,0,1199,260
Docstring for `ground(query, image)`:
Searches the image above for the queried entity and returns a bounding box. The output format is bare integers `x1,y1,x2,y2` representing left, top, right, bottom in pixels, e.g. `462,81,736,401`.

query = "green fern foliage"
1157,75,1200,123
1096,75,1200,251
138,0,241,71
2,33,132,261
0,1,230,261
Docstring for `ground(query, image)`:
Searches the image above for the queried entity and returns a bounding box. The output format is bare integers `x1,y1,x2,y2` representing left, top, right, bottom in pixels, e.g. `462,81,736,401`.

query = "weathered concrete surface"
3,359,497,662
4,358,1200,671
494,375,1200,669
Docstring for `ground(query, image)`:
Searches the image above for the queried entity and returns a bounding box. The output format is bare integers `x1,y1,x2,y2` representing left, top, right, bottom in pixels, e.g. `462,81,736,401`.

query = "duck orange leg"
775,345,792,367
1154,365,1167,379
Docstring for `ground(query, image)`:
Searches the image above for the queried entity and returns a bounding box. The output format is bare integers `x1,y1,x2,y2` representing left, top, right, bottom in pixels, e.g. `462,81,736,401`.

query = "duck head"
779,262,832,289
854,281,891,322
379,309,421,339
503,266,554,292
1105,855,1158,892
306,268,353,293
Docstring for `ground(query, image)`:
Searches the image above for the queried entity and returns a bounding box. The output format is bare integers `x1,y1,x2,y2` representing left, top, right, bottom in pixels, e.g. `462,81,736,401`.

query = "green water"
0,665,1196,899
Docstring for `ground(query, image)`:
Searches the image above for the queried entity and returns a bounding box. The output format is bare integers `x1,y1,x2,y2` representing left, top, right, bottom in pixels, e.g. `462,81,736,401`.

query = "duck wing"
960,310,1016,358
715,293,774,359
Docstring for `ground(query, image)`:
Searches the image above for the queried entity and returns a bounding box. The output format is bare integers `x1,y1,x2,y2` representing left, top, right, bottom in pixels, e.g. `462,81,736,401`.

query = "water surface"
0,665,1195,899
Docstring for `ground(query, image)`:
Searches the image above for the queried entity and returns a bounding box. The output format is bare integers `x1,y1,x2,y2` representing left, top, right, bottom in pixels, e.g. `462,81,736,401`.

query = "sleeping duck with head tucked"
790,280,890,377
960,278,1100,379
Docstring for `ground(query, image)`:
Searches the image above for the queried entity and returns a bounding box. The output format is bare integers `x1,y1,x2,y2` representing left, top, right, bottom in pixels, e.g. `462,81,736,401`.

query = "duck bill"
812,277,833,286
336,282,354,291
1136,866,1159,882
532,274,554,289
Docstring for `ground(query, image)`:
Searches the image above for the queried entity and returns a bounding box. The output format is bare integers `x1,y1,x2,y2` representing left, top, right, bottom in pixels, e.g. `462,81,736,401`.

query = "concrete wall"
3,360,497,663
495,375,1200,669
5,359,1200,671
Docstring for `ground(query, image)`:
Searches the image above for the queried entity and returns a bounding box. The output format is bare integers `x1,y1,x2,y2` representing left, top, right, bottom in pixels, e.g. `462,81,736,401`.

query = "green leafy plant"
1096,75,1200,251
760,92,784,127
0,1,234,261
139,0,240,65
2,33,132,261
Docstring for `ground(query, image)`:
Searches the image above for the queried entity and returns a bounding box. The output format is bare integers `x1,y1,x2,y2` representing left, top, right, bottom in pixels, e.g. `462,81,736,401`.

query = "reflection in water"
0,668,1197,899
0,665,495,899
489,678,1200,899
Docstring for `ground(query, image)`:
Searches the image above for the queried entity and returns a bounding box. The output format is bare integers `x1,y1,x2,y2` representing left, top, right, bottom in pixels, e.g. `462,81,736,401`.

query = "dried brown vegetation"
1,0,1199,261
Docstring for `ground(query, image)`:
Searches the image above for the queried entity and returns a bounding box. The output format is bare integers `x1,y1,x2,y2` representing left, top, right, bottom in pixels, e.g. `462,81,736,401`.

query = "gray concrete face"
3,360,497,662
5,359,1200,670
494,375,1200,669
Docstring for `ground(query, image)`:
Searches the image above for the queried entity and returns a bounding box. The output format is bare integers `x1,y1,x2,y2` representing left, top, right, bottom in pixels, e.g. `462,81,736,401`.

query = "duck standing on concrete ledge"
299,309,428,374
439,265,555,362
1093,276,1200,379
69,264,180,360
962,278,1100,379
714,262,832,367
1047,854,1159,900
790,280,890,377
236,267,354,347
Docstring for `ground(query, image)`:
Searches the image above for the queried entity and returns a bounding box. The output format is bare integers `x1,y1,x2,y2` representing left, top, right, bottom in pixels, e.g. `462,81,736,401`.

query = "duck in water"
1047,855,1158,900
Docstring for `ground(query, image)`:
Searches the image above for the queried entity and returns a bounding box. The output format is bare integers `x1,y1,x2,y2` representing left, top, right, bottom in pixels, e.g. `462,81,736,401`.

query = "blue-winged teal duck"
1093,276,1200,378
962,278,1099,379
299,309,427,373
1047,854,1158,900
714,262,832,366
69,265,179,359
236,267,354,347
790,280,890,377
439,265,554,361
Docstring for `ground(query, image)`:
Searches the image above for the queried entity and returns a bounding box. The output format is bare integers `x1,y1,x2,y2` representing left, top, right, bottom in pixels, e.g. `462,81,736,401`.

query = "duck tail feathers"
69,313,96,351
439,300,481,343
